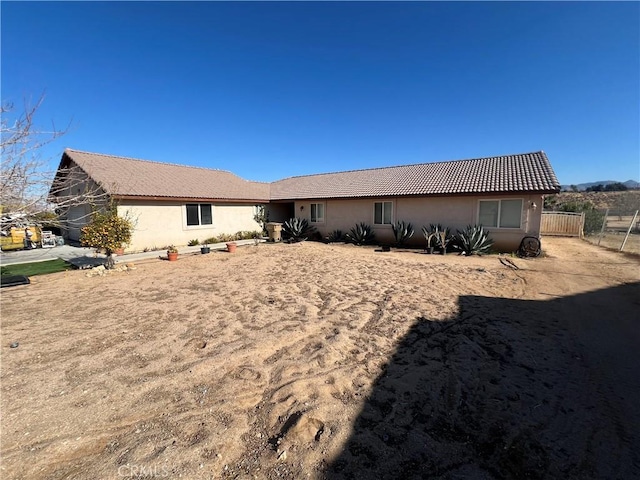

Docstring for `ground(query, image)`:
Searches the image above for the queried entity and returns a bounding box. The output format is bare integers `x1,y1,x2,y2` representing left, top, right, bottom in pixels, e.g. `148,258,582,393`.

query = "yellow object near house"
0,227,42,251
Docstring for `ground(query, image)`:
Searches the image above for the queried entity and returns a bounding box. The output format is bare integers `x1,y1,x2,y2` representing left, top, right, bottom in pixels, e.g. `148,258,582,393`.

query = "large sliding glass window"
479,199,522,228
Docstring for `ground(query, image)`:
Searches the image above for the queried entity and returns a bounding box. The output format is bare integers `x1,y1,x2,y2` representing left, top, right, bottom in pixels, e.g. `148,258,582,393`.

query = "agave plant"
345,223,376,246
452,224,494,255
422,224,451,252
391,221,414,247
325,229,344,243
282,217,316,243
431,224,451,249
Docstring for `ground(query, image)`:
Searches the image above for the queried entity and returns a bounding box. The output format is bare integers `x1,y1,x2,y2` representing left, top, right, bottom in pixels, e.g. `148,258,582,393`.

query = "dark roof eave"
270,189,560,202
112,194,269,204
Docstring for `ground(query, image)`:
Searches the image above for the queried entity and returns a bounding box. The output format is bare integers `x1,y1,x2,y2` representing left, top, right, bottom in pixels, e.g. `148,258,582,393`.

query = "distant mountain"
561,180,640,191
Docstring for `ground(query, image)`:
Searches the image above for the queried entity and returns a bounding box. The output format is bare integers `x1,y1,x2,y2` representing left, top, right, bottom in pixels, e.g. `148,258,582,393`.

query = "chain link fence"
584,209,640,254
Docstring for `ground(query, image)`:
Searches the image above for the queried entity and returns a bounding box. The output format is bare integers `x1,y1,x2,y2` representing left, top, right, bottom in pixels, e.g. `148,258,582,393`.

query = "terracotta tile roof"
270,151,560,200
57,149,560,203
60,149,270,202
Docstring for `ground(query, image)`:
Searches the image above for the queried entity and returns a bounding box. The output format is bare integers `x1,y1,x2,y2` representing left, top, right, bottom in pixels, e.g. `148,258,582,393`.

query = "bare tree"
1,95,107,232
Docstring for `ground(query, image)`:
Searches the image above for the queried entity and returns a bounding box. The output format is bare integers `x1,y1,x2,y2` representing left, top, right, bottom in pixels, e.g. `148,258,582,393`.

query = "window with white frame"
374,201,393,225
310,203,325,223
478,199,522,228
186,203,213,226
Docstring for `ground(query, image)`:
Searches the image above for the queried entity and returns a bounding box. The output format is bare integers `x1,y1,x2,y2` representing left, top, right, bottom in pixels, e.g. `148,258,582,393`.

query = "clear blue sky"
2,1,638,184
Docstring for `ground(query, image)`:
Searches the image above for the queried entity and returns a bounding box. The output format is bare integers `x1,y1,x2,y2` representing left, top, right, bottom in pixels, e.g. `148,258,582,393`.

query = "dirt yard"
1,237,639,479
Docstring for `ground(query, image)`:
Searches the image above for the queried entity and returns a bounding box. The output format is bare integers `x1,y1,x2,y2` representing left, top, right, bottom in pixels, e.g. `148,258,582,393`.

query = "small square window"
186,204,213,227
310,203,325,223
374,201,393,225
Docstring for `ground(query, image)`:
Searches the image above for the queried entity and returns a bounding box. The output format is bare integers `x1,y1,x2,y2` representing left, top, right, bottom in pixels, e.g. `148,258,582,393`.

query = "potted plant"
226,242,237,253
167,245,178,261
200,243,210,254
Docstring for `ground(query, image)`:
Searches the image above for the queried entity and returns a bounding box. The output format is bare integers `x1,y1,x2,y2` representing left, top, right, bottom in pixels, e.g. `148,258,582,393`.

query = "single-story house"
50,149,560,252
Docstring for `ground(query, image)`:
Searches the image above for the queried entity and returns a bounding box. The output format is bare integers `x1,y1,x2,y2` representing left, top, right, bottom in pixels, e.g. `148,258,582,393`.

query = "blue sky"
2,1,638,184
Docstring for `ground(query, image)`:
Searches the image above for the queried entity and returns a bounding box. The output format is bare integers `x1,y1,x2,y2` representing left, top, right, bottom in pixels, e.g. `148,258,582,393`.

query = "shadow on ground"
326,282,640,479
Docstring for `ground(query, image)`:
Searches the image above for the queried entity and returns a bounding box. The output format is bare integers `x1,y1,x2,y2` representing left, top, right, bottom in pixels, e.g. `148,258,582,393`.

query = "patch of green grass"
0,259,74,277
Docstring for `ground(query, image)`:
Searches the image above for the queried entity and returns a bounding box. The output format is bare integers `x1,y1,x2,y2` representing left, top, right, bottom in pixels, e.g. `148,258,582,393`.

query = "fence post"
597,209,608,245
620,210,639,252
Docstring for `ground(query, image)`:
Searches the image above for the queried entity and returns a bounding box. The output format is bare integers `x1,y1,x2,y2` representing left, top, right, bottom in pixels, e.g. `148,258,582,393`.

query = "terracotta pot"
226,242,237,253
167,252,178,261
114,247,125,256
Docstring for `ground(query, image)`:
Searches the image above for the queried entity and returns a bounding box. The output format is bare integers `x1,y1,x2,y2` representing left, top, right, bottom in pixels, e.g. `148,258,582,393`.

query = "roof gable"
270,151,560,200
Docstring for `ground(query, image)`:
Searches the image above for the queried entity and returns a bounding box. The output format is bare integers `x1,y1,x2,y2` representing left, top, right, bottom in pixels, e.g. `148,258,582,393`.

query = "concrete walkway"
0,239,263,269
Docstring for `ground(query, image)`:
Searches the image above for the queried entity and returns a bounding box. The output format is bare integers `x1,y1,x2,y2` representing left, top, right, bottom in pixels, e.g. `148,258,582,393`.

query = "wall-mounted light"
529,201,537,210
300,205,304,211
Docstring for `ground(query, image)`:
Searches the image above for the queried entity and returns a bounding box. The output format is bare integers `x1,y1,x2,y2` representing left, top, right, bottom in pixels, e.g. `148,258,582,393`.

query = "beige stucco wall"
294,194,544,252
117,201,263,251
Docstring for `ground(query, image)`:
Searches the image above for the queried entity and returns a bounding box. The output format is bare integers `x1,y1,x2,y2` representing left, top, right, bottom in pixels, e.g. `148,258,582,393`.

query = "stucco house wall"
294,193,544,251
118,201,263,251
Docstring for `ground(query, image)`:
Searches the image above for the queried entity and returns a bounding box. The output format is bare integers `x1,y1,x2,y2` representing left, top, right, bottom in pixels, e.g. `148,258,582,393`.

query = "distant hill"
561,180,640,191
545,190,640,213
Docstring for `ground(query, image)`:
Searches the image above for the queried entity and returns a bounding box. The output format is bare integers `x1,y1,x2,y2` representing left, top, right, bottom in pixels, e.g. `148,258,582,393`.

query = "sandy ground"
1,237,639,480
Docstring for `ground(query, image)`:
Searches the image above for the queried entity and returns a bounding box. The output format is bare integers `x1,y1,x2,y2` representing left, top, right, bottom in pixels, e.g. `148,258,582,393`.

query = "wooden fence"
541,211,585,237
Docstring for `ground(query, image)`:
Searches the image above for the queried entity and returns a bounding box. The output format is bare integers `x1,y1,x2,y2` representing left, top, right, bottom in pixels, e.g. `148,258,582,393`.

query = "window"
374,201,393,225
186,204,213,226
310,203,325,223
479,199,522,228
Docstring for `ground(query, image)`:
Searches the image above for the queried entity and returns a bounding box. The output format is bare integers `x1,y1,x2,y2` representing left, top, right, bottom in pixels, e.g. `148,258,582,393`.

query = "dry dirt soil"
1,237,639,480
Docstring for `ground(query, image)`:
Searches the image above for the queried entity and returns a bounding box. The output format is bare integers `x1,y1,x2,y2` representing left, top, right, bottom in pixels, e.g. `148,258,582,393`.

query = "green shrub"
346,223,376,245
237,230,263,240
188,239,200,246
559,201,606,235
253,205,269,235
282,217,316,242
452,225,494,255
216,233,235,243
391,221,414,246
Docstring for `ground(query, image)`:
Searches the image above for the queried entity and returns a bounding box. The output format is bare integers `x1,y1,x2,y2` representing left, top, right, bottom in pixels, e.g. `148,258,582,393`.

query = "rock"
10,342,19,348
185,338,207,350
286,415,325,444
